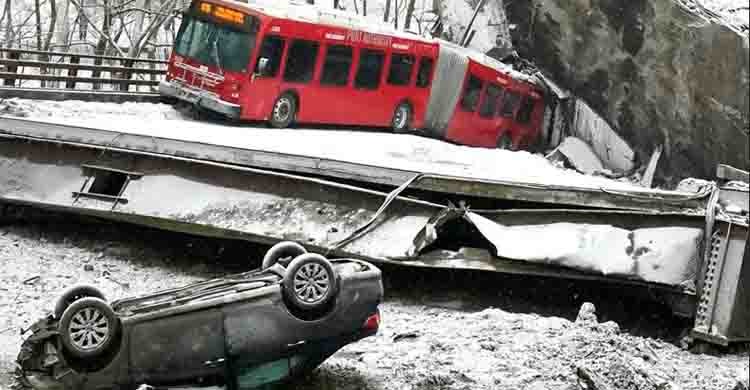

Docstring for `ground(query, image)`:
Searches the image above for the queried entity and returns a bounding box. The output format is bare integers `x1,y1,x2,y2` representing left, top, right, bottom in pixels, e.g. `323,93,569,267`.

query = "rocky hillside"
504,0,749,183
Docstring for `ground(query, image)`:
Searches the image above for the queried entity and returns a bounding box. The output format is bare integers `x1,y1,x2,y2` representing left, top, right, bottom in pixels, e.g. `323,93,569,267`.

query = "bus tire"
391,102,412,133
270,93,297,128
496,133,515,151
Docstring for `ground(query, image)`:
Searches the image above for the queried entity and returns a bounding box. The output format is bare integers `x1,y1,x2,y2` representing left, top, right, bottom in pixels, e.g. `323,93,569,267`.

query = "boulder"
505,0,749,184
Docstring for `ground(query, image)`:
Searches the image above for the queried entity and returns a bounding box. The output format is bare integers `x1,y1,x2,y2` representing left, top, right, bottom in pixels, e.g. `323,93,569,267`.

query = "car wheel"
269,93,296,128
262,241,308,269
283,254,338,312
54,285,106,319
391,102,412,133
59,297,119,359
496,133,515,151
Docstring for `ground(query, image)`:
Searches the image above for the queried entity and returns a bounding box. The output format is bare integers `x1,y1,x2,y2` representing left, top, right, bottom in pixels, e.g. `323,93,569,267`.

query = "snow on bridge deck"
0,99,707,213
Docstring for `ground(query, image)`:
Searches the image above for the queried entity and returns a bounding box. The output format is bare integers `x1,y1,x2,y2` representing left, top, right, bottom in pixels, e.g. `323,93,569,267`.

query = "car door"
129,309,226,384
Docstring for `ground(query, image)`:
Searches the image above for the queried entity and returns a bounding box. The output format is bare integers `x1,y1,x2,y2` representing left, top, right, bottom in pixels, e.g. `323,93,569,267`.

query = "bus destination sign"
198,2,245,25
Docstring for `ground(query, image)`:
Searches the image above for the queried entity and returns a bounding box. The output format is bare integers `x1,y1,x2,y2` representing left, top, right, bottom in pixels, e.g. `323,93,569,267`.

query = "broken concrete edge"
0,196,697,299
717,164,749,184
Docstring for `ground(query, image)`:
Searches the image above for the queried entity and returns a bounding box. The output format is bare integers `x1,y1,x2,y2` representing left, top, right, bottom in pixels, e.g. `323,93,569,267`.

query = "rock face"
505,0,749,183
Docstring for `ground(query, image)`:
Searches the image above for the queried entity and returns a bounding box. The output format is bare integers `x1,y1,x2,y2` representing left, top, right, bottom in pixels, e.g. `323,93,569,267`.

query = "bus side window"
516,97,536,124
460,74,483,112
387,53,414,86
416,57,434,88
479,84,503,119
355,49,385,90
254,35,285,77
499,90,521,117
321,45,353,87
283,40,320,83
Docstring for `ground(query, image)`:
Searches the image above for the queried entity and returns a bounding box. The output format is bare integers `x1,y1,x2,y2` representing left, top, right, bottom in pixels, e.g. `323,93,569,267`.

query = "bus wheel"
496,133,515,151
391,103,412,133
270,93,297,128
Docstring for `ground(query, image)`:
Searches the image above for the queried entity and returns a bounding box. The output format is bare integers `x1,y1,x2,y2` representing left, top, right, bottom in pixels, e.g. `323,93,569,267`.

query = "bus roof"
205,0,542,91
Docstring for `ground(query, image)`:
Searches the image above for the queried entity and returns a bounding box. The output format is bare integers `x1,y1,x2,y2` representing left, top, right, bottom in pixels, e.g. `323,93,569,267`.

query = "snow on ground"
1,210,748,390
0,99,695,195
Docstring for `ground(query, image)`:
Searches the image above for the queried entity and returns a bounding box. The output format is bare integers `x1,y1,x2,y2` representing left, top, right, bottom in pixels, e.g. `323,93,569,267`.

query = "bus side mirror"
255,57,269,76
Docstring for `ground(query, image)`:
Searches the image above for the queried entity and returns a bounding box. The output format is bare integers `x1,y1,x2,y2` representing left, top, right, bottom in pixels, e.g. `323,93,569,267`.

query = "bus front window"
174,13,258,73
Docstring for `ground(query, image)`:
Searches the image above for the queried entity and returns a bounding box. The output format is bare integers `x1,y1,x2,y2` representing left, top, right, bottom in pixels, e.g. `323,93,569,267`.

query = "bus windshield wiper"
212,35,224,75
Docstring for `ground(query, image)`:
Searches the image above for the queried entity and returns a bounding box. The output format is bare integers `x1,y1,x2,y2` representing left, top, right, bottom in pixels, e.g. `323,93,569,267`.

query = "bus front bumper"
159,80,241,119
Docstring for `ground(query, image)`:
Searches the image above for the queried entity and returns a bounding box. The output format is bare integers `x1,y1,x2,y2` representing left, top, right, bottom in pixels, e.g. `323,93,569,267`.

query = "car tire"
283,253,338,312
262,241,308,269
59,297,119,359
391,102,412,133
54,285,106,319
496,133,515,151
269,93,297,128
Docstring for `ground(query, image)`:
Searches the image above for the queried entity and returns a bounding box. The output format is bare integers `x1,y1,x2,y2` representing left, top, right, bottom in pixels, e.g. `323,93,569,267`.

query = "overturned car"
17,242,383,389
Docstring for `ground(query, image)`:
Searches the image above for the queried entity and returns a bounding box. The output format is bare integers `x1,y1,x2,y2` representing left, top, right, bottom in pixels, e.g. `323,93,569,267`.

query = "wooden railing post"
3,51,20,87
67,55,80,89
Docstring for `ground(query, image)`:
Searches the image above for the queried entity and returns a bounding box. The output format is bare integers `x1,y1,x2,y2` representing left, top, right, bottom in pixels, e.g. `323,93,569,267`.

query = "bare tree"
45,0,58,51
393,0,398,29
128,0,177,58
69,0,126,56
34,0,43,50
383,0,390,22
362,0,366,16
404,0,416,30
3,0,13,48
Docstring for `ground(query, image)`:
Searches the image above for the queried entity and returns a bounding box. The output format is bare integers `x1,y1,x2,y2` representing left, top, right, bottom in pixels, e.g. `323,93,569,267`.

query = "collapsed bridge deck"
0,106,747,345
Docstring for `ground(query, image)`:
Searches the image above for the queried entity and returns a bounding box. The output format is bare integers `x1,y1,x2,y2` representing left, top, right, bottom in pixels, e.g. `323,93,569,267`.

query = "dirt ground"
0,207,748,390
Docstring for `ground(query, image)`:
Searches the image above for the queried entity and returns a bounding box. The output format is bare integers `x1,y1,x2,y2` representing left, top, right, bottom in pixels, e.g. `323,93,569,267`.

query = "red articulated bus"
160,0,547,151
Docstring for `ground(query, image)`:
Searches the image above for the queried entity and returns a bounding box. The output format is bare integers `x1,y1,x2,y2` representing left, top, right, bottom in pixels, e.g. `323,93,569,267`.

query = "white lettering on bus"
345,30,392,47
392,43,410,50
271,26,281,32
325,33,346,41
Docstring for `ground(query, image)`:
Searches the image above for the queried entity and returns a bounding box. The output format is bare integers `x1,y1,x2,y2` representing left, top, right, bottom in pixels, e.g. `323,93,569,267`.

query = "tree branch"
69,0,127,57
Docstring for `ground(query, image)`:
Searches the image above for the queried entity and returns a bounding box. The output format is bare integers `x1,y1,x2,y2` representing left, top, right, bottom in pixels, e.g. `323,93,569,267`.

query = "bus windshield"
174,12,258,73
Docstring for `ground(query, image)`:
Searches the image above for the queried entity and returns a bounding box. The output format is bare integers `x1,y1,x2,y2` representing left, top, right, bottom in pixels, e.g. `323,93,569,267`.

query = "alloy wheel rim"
274,99,291,123
293,263,330,303
394,106,408,129
69,307,110,351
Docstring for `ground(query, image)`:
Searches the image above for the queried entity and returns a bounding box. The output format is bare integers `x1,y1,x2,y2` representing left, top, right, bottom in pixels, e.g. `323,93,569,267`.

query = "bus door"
474,83,504,147
278,39,321,123
350,48,390,127
497,89,522,148
510,94,538,149
247,34,286,119
381,50,417,124
447,73,485,146
312,43,356,124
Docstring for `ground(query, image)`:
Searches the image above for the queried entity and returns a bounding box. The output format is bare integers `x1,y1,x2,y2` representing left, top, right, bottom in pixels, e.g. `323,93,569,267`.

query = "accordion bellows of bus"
159,0,547,151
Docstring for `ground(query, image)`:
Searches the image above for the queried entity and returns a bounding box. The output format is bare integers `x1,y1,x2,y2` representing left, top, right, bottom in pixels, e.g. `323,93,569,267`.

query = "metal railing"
0,48,168,98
